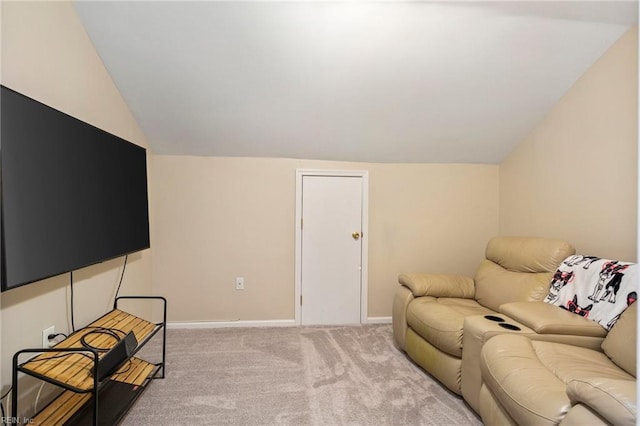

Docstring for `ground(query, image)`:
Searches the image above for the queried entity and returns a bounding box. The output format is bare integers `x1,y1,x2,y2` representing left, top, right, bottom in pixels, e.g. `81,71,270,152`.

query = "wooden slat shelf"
31,358,160,426
19,310,158,392
12,297,167,426
32,391,91,426
111,357,157,387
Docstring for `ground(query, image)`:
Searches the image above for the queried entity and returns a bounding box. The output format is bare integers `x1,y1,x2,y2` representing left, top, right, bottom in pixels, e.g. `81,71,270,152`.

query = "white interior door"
300,175,363,325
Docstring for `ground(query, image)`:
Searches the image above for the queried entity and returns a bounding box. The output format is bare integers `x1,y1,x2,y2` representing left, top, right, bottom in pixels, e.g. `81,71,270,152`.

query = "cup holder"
484,315,505,322
498,323,521,331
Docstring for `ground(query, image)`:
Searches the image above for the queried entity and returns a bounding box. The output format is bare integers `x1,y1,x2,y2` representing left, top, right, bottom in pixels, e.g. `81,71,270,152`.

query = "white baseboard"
167,319,297,329
366,316,392,324
168,316,392,329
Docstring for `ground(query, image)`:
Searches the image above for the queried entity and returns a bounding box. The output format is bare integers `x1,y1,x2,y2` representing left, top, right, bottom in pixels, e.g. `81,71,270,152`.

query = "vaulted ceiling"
75,1,638,163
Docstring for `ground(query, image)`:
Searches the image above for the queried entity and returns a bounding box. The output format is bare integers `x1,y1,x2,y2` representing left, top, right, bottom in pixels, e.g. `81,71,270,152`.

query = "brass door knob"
352,232,360,240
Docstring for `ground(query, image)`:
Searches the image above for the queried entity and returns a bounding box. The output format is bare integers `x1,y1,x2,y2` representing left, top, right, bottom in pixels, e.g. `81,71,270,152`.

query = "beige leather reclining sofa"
391,236,614,414
394,236,638,424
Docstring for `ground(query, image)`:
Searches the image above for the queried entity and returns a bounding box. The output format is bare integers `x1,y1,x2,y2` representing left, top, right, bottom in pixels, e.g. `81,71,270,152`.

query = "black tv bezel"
0,85,151,292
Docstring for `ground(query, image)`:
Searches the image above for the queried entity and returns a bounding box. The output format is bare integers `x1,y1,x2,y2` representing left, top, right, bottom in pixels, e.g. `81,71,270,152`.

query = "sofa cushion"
474,260,553,311
499,301,607,337
407,297,493,357
485,236,575,273
398,273,475,298
602,301,637,377
473,237,575,312
533,339,632,383
480,335,570,425
559,404,609,426
566,378,636,426
481,334,633,425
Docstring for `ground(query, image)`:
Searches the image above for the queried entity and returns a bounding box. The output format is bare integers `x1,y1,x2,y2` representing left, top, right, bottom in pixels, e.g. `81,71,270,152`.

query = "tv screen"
1,85,150,292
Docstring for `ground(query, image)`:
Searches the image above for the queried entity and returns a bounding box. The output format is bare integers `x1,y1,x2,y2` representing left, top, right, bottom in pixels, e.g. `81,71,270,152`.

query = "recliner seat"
479,302,637,425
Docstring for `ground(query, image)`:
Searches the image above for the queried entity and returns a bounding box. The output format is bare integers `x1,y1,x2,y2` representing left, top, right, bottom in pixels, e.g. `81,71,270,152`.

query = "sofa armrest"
566,378,636,426
499,302,607,337
398,273,475,298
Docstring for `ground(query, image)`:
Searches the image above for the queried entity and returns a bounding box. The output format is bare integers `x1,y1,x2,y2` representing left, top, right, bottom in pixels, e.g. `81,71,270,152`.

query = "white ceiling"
74,1,638,164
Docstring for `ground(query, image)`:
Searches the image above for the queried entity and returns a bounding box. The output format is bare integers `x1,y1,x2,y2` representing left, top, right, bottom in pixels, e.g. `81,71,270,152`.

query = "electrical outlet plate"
235,277,244,290
42,325,55,348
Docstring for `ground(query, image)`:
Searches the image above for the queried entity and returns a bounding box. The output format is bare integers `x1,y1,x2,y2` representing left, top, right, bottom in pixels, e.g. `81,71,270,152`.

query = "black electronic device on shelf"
95,331,138,382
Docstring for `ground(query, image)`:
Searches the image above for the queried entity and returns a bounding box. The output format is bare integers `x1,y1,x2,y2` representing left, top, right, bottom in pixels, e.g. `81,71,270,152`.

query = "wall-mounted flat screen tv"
1,85,150,292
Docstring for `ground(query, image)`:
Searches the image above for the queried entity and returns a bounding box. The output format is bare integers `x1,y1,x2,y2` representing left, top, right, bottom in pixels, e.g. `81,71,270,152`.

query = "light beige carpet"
123,325,481,425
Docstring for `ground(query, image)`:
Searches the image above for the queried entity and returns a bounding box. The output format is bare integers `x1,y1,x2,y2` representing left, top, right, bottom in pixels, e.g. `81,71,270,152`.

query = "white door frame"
295,169,369,325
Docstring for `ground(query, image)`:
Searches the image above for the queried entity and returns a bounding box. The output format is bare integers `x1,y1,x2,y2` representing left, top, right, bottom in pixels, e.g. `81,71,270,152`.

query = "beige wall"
500,27,638,262
152,156,499,322
0,1,153,412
